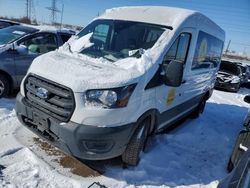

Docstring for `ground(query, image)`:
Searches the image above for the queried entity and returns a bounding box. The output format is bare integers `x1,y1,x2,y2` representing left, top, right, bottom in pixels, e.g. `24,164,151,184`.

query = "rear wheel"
0,74,10,98
190,97,206,119
122,119,150,166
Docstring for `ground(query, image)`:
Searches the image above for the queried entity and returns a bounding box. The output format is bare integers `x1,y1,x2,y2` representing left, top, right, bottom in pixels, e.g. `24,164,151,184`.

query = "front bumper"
215,81,240,92
15,93,136,160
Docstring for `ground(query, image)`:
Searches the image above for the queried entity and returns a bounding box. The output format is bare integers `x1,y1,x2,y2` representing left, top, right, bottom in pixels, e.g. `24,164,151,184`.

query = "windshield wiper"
128,48,144,58
102,56,115,62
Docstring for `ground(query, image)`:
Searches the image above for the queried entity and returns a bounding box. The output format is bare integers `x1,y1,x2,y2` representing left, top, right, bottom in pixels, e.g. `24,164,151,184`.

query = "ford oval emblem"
36,87,49,99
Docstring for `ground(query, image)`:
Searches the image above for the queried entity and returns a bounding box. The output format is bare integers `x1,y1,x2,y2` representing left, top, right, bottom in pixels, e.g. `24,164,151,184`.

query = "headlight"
85,84,136,108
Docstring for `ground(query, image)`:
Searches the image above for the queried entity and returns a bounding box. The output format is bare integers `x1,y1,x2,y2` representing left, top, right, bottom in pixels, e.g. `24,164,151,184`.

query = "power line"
25,0,32,19
46,0,60,24
25,0,36,22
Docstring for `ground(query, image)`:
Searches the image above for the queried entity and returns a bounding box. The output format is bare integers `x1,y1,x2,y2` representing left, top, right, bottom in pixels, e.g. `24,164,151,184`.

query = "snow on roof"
22,24,75,34
98,6,225,39
98,6,196,28
0,19,20,25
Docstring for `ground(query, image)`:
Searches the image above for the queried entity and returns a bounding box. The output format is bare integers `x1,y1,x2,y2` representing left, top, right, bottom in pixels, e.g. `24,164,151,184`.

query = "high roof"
98,6,197,28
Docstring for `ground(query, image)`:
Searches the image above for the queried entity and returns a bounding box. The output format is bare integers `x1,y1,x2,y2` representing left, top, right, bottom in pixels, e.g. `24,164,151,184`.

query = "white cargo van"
16,6,225,165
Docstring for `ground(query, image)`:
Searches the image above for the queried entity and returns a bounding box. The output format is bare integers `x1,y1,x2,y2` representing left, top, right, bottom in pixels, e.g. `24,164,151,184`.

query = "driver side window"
93,24,109,44
163,33,191,65
19,33,57,55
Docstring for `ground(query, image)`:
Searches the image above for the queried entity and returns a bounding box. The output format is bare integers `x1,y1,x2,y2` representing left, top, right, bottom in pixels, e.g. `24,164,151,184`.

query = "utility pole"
60,3,64,30
31,0,37,23
26,0,29,18
225,40,231,54
25,0,33,20
46,0,61,25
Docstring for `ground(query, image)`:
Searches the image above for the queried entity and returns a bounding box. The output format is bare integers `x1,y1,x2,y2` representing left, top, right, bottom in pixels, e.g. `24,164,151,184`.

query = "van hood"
28,51,142,92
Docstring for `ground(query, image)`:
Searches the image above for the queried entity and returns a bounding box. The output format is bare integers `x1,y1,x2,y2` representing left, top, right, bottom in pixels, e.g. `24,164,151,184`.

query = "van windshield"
76,20,166,62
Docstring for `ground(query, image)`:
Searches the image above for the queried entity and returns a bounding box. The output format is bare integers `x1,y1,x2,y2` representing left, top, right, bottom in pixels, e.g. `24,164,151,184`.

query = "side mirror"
161,60,184,87
15,44,28,55
244,95,250,104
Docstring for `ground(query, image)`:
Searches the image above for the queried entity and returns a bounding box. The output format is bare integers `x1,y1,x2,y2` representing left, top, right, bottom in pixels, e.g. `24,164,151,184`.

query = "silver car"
0,25,74,98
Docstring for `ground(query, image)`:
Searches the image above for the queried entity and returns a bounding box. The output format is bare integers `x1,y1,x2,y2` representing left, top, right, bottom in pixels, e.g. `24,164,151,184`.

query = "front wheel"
0,74,10,98
122,119,150,166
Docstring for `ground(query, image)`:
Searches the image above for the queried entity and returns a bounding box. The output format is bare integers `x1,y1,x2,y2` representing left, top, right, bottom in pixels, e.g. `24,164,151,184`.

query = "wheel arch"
134,109,160,136
0,69,15,94
204,88,213,101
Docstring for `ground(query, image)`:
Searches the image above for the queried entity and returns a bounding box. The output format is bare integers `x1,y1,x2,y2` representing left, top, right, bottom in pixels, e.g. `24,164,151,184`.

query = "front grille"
24,75,75,122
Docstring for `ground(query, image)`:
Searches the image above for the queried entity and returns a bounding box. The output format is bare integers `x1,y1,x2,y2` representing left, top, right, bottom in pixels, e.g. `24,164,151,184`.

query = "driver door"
14,32,58,85
156,32,192,129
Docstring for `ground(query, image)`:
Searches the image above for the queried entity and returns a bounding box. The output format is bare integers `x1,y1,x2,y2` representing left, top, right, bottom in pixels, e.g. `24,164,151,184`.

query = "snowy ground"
0,89,249,188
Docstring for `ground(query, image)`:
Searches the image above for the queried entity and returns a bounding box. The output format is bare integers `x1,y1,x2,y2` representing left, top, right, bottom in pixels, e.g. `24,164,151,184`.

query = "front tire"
0,74,10,98
122,119,150,166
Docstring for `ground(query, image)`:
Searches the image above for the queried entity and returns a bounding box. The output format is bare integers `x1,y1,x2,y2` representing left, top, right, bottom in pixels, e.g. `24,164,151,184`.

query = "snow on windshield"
60,19,166,63
70,32,94,53
56,19,170,81
50,30,171,92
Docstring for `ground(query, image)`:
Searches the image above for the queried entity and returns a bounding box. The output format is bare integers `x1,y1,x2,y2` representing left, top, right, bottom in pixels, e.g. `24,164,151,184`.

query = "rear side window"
192,31,224,70
163,33,191,65
59,34,72,43
19,33,58,54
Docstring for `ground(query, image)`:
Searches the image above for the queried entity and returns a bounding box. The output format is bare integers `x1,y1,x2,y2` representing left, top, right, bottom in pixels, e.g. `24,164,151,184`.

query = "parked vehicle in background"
215,60,242,92
227,95,250,172
0,19,20,29
218,149,250,188
0,25,75,98
16,6,225,166
218,95,250,188
243,95,250,130
236,63,249,84
246,65,250,79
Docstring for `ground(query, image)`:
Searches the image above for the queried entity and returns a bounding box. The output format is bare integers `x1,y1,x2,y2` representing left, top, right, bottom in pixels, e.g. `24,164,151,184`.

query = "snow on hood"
28,51,143,92
217,71,240,83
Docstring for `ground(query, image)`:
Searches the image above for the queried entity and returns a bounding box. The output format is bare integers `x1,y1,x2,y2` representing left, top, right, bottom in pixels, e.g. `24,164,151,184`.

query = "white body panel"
20,6,225,129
